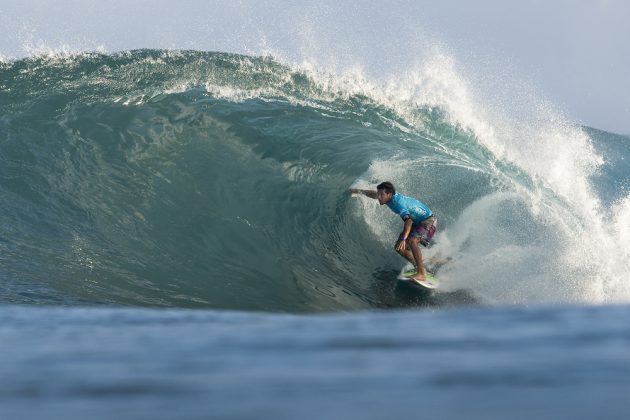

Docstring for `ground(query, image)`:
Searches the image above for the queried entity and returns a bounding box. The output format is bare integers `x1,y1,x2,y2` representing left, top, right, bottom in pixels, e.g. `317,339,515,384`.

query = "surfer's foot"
409,273,426,282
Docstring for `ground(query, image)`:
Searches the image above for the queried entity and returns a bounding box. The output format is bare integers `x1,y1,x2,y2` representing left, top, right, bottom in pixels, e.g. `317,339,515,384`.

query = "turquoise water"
2,50,629,310
1,49,630,418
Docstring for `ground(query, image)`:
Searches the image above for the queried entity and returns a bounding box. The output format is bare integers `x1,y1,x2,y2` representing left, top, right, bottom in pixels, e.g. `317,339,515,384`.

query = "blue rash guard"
386,193,433,224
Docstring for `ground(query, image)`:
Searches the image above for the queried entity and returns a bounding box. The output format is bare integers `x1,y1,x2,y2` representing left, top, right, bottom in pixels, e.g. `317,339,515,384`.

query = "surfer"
350,181,437,282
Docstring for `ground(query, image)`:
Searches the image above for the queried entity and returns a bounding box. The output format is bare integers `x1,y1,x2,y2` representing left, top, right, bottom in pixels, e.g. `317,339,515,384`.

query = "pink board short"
410,216,437,247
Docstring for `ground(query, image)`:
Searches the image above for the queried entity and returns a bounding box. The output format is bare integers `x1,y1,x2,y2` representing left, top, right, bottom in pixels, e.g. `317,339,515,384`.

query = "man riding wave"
350,181,437,282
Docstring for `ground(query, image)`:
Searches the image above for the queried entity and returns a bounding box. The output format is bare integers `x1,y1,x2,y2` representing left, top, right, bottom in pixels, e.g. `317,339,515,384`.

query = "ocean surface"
1,49,630,418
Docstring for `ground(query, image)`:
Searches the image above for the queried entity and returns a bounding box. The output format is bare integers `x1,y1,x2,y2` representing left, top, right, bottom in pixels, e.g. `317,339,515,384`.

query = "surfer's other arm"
349,188,378,199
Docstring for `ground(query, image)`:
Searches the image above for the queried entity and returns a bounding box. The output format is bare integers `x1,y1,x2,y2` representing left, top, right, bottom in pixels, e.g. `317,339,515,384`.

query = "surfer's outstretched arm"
349,188,378,199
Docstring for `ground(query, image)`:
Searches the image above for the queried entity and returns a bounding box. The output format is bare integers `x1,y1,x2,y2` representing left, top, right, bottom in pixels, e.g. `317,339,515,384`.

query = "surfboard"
397,264,440,289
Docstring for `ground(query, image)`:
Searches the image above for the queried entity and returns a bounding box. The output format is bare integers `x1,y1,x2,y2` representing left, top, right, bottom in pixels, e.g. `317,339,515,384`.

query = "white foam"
336,48,629,305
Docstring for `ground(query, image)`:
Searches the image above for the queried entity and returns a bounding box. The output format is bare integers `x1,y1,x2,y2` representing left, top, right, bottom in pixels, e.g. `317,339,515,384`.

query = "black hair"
376,181,395,195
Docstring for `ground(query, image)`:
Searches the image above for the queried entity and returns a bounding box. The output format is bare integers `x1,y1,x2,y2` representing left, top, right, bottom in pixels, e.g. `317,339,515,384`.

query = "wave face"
1,49,629,311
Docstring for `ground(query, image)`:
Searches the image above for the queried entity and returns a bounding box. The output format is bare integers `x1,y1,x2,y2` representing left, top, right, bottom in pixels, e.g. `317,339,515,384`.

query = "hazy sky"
1,0,629,133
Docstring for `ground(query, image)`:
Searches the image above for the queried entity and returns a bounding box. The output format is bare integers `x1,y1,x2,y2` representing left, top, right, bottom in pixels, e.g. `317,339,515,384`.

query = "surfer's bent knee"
394,242,408,253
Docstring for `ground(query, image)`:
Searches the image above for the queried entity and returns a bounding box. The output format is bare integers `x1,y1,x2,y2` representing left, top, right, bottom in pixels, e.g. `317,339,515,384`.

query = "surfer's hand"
395,240,406,251
349,188,361,195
